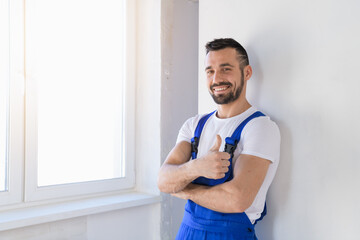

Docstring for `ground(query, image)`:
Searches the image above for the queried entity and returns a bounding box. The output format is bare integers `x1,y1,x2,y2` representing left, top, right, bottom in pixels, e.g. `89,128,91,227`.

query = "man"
158,38,280,240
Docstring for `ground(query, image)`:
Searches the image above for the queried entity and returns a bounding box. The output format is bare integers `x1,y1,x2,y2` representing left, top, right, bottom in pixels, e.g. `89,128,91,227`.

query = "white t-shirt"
176,106,281,223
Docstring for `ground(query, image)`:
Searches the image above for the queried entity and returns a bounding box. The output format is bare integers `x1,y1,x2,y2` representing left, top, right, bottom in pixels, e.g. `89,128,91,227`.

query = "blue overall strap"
223,111,265,182
191,110,266,186
191,111,216,160
224,111,266,155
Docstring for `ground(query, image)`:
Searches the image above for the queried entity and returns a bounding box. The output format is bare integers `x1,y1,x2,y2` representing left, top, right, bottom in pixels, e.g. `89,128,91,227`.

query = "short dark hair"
205,38,249,68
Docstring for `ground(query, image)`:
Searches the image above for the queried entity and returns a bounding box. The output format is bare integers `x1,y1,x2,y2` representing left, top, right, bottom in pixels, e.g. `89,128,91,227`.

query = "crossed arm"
157,137,271,213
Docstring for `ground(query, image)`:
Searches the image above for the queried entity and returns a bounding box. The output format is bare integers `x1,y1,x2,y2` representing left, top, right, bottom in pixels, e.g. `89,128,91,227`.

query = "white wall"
199,0,360,239
160,0,199,239
87,205,160,240
0,205,160,240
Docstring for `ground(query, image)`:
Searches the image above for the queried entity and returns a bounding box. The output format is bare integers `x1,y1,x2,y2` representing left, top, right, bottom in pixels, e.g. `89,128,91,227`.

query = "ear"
244,65,252,80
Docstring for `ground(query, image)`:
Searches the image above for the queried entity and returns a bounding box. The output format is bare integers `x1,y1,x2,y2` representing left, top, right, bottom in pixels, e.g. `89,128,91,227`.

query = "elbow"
227,187,254,213
157,174,174,193
230,196,253,213
157,168,168,193
157,175,168,193
232,199,252,213
157,183,169,194
157,178,183,194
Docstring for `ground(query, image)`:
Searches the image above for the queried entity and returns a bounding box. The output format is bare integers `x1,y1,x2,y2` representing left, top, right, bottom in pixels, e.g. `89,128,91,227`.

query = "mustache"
210,82,233,89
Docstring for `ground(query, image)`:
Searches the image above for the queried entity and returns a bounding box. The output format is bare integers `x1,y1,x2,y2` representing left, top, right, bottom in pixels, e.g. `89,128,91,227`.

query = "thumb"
210,134,222,152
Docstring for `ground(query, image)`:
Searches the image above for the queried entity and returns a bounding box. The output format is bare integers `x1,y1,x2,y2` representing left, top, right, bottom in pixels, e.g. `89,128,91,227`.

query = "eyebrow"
220,63,235,68
205,63,235,71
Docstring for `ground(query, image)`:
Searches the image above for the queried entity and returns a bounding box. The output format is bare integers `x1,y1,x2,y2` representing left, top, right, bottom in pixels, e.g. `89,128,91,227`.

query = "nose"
212,71,221,84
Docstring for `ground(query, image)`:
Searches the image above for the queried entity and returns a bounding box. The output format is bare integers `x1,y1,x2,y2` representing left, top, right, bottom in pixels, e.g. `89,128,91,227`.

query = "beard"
210,71,244,105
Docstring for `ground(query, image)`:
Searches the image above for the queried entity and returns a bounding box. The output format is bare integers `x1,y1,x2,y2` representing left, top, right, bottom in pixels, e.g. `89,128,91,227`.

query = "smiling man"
158,38,281,240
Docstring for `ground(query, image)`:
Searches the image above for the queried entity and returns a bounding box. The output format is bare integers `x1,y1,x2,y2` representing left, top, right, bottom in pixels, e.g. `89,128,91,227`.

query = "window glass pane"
0,0,9,192
26,0,125,186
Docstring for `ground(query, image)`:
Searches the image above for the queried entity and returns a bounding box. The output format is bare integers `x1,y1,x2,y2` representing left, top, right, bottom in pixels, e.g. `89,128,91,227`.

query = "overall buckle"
224,138,237,158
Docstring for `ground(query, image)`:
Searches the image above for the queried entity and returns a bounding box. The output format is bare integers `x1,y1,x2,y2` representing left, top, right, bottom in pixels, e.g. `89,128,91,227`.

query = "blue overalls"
176,111,267,240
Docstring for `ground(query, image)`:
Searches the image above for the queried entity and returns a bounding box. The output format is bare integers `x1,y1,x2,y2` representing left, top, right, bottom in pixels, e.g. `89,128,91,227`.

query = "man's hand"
158,135,230,194
193,135,231,179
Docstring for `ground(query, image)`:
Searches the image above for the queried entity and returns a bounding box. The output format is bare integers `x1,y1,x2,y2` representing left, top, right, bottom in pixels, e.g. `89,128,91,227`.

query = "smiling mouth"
212,85,230,93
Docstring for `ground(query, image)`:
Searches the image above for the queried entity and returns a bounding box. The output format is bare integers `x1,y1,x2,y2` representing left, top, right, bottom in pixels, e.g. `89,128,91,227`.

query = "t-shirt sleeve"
176,117,195,144
241,117,281,163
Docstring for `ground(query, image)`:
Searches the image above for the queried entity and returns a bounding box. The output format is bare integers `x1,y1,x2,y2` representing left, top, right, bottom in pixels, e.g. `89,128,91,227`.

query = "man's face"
205,48,244,105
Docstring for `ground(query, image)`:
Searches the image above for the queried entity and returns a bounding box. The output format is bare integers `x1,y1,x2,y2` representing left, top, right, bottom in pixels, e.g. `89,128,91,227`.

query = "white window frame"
1,0,136,205
0,0,24,207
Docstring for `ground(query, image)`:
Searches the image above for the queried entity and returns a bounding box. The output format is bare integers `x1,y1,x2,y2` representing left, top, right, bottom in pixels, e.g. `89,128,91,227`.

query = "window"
1,0,135,205
0,0,9,193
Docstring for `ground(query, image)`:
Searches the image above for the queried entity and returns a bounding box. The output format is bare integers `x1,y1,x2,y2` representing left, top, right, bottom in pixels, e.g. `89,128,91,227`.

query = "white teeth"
214,87,228,91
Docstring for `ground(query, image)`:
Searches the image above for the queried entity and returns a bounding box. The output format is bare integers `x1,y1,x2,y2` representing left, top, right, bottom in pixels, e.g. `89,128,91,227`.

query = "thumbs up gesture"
193,135,231,179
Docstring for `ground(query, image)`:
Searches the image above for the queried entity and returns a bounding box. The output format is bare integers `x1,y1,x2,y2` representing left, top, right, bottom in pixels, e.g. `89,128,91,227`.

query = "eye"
222,68,231,72
206,70,214,75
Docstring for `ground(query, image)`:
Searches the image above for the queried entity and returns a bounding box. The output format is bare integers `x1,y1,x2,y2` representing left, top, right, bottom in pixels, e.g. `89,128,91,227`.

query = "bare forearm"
157,161,198,193
170,151,271,213
174,183,249,213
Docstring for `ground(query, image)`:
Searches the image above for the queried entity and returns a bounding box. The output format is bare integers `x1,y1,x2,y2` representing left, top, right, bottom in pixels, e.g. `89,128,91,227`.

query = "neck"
216,99,251,119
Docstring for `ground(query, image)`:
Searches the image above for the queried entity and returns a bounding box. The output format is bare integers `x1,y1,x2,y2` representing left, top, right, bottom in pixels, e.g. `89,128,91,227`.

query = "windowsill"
0,191,161,232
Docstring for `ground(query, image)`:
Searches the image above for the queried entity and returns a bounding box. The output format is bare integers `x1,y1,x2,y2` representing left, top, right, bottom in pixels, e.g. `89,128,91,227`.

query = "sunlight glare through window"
26,0,125,186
